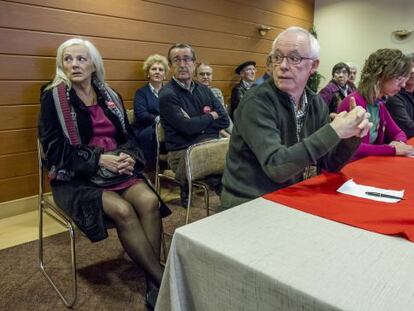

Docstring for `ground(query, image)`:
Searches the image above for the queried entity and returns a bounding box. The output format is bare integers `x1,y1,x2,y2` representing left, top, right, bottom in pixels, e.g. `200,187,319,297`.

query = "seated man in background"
159,43,230,207
230,60,256,119
255,53,272,85
319,62,356,113
221,26,371,209
195,62,233,136
347,62,358,84
386,53,414,138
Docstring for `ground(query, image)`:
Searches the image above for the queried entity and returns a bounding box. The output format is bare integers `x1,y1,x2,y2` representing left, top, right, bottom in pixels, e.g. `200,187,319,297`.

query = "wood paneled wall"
0,0,314,204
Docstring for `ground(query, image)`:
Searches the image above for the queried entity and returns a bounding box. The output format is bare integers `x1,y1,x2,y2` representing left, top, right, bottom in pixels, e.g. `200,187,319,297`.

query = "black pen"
365,191,405,200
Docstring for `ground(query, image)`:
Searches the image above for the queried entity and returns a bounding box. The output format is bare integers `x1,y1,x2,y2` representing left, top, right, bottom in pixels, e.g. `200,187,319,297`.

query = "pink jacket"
337,92,407,160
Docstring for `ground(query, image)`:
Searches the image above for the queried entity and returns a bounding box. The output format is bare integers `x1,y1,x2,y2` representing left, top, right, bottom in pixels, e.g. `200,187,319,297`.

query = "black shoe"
145,285,159,310
180,189,189,209
212,183,223,196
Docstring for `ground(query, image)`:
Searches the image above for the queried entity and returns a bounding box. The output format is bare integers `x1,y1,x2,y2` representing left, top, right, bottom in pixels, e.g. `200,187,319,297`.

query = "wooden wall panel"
0,174,38,202
0,55,244,82
0,152,37,179
0,105,39,130
0,2,272,54
0,28,268,66
9,0,311,38
0,81,44,105
0,129,37,155
0,0,314,205
146,0,313,28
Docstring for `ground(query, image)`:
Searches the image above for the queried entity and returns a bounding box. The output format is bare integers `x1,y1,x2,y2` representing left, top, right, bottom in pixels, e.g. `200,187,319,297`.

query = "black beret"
235,61,256,75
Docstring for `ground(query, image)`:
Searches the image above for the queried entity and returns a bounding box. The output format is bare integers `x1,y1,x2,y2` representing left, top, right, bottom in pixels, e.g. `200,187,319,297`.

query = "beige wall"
0,0,314,207
314,0,414,87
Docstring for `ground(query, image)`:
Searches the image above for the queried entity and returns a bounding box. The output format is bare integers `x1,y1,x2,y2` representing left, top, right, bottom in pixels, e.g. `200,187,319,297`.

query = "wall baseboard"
0,195,43,219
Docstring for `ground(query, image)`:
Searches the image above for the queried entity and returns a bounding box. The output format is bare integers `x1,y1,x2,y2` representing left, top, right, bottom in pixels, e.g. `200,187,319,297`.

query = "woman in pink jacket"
337,49,413,160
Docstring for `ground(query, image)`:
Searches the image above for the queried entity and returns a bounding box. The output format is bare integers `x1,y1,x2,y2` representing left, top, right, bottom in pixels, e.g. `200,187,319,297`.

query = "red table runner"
263,153,414,241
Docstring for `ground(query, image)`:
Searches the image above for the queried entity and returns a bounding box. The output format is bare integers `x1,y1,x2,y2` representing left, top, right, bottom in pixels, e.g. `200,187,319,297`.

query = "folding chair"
184,138,229,224
155,121,229,224
38,139,77,308
126,108,135,126
38,139,168,307
154,121,178,192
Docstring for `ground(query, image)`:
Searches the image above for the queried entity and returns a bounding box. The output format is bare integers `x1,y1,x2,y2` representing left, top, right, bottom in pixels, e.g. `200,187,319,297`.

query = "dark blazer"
133,84,160,168
133,84,159,130
39,86,170,242
386,89,414,138
230,81,251,119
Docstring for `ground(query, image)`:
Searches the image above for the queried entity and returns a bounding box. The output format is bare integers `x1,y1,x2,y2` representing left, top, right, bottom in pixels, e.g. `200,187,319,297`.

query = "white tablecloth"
156,197,414,311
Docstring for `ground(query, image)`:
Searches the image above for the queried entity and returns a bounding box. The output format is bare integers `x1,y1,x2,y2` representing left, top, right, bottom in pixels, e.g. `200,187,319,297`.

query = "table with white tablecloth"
156,197,414,311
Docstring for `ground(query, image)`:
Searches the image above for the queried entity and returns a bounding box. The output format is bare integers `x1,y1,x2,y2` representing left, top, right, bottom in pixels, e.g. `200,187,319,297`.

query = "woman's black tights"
102,182,162,286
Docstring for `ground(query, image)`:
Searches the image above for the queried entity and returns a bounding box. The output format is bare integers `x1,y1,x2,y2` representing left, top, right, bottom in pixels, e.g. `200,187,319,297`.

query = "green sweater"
221,78,360,208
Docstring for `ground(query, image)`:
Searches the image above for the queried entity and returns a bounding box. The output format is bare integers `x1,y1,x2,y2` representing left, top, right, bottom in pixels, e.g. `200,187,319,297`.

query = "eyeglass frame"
270,52,314,65
171,56,195,65
198,72,212,76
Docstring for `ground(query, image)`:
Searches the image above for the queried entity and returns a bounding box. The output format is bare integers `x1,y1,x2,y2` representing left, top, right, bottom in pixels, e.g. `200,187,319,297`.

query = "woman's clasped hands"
99,152,136,175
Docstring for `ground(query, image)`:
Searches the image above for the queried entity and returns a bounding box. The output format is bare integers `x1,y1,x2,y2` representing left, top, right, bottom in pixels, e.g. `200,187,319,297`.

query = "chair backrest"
126,109,135,125
155,120,167,190
185,138,229,181
155,120,165,144
37,139,47,198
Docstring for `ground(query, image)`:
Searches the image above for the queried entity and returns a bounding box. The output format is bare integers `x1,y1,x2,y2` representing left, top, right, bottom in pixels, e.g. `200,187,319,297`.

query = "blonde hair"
45,38,105,91
143,54,169,78
358,49,411,103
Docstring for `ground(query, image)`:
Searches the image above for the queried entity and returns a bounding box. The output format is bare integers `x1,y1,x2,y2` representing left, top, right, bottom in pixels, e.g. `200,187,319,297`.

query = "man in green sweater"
221,26,372,209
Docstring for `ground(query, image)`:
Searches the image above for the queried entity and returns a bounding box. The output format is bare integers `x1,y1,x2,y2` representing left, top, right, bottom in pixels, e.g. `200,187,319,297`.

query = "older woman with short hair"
337,48,413,160
133,54,169,170
319,62,356,113
38,38,170,308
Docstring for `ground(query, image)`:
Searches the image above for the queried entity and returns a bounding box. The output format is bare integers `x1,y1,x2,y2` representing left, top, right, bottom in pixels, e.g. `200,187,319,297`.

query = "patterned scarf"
52,78,127,145
49,79,127,180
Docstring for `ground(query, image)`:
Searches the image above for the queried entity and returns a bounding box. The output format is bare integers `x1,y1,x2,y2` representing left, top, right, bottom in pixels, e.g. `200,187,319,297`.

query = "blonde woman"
38,39,170,308
133,54,169,170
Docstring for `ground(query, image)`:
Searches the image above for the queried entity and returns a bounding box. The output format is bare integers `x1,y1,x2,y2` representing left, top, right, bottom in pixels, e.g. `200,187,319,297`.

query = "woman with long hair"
337,49,414,160
38,38,170,308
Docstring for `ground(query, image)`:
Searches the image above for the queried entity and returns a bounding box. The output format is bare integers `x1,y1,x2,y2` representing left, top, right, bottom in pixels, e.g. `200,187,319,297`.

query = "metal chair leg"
39,200,77,308
202,184,209,216
185,182,193,225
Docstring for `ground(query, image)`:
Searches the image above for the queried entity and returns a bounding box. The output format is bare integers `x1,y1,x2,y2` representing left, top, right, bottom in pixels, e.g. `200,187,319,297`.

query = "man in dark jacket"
221,27,372,209
159,43,230,207
386,54,414,138
230,60,256,119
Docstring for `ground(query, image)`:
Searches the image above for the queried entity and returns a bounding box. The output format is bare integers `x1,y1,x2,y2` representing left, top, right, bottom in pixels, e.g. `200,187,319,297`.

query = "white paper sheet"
337,179,404,203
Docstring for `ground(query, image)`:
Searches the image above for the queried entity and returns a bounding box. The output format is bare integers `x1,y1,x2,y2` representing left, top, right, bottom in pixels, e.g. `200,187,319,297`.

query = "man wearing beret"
230,60,256,119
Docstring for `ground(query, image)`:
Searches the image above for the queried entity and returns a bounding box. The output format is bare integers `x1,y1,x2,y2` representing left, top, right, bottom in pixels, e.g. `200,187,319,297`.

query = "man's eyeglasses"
198,72,212,76
171,56,194,65
271,53,314,65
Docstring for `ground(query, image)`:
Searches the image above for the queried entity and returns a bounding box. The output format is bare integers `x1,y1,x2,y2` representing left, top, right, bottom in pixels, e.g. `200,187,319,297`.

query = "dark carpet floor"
0,187,220,310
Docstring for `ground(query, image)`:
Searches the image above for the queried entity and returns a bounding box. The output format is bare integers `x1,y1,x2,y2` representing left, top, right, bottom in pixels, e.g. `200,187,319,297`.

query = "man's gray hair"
271,26,320,59
346,62,358,70
406,53,414,62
